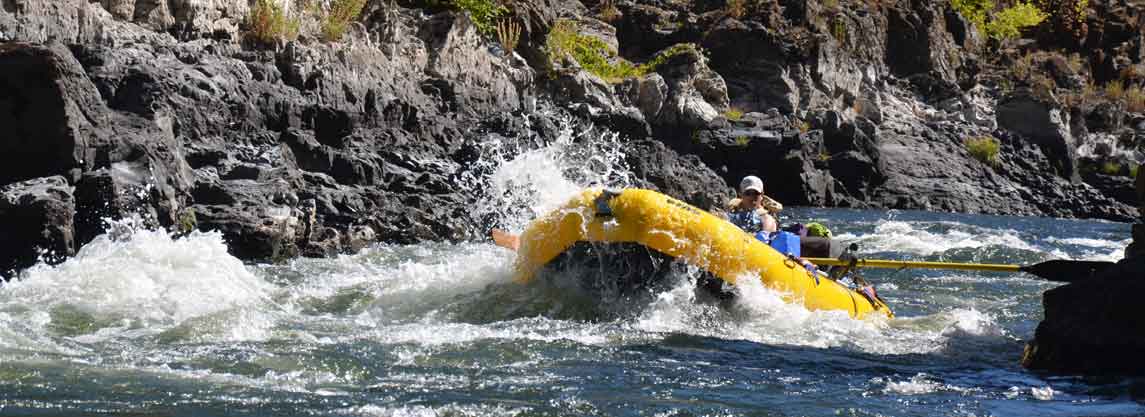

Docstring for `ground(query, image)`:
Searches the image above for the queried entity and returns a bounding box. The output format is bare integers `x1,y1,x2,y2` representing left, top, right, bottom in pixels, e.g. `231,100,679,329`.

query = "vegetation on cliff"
320,0,369,41
965,136,1001,167
951,0,1046,39
248,0,300,44
546,20,701,82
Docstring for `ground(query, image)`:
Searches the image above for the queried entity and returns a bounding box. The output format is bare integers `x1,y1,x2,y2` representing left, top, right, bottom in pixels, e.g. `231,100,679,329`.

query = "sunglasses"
743,190,761,197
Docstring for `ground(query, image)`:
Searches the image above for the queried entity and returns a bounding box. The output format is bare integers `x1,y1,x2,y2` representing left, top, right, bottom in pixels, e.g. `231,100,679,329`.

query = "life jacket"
728,208,765,233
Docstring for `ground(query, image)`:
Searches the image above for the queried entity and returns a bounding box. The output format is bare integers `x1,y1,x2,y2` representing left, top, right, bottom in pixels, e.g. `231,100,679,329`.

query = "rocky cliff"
0,0,1142,276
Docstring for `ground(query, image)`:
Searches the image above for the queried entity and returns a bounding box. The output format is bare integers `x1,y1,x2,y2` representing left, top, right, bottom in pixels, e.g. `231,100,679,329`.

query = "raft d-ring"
783,256,796,269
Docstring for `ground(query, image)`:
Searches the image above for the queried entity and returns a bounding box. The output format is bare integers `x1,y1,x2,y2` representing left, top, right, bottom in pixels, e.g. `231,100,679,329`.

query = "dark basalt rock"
0,42,108,185
0,176,75,278
1,0,1143,278
624,139,730,211
1024,162,1145,375
1022,255,1145,374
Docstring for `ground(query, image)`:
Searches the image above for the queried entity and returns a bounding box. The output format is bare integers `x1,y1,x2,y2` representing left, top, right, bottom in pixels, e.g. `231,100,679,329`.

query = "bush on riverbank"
965,136,1001,166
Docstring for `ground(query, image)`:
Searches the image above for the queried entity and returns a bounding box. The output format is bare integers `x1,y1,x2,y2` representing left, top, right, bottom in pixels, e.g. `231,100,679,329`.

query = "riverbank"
1,0,1142,275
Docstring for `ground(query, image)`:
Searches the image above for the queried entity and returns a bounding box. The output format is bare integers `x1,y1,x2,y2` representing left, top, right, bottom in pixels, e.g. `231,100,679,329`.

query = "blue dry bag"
766,231,801,257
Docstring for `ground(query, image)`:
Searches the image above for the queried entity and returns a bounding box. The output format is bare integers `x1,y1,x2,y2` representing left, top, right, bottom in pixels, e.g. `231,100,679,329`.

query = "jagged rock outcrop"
1023,162,1145,375
0,0,728,275
0,176,75,275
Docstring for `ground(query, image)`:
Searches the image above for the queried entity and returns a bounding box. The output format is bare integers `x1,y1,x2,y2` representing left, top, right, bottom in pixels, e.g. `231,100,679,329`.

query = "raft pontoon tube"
512,188,894,319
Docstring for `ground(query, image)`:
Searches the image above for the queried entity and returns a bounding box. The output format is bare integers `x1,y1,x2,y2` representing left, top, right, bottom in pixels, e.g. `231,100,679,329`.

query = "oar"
492,229,1115,282
803,257,1116,283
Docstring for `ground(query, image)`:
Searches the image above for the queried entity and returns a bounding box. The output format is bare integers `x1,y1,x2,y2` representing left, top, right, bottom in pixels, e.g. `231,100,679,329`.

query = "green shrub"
984,2,1046,39
1124,85,1145,113
641,43,701,72
951,0,991,31
952,0,1046,40
1106,80,1125,99
321,0,368,41
724,107,744,121
734,135,752,147
796,120,811,133
965,136,1001,166
546,21,699,83
831,16,847,42
249,0,300,44
547,19,641,82
1101,161,1122,176
453,0,507,36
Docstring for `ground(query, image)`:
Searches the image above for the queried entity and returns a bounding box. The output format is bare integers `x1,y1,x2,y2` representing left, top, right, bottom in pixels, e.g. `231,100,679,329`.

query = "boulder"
649,44,730,130
0,42,110,185
623,73,668,121
0,176,75,278
996,90,1079,181
1021,256,1145,374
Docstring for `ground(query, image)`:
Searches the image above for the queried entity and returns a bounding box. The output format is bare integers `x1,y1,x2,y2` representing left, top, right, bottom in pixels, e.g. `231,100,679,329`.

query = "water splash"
0,222,275,349
835,220,1036,255
457,112,635,233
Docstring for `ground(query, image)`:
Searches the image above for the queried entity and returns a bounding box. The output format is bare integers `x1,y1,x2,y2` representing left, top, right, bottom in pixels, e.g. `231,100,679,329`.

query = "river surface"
2,125,1143,416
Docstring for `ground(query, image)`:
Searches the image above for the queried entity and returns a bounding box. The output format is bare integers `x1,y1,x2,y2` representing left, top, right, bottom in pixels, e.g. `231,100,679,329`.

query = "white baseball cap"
739,175,764,194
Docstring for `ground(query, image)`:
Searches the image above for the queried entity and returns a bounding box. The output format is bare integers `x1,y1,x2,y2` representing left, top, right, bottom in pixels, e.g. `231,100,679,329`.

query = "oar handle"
803,257,1022,273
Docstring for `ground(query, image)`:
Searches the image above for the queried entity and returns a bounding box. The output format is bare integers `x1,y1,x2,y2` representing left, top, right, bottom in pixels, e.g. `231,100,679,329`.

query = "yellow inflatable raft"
512,188,894,319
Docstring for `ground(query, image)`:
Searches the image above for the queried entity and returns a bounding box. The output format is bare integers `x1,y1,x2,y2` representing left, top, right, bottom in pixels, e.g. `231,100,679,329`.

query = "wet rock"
73,165,165,245
0,176,75,278
624,139,730,211
1022,255,1145,375
651,44,730,130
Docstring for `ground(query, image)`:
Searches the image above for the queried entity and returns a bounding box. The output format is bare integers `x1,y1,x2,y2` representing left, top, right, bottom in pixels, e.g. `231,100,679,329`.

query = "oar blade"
1020,259,1116,282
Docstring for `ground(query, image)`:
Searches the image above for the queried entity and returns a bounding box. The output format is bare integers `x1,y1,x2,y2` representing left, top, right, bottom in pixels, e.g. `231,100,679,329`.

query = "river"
1,124,1142,416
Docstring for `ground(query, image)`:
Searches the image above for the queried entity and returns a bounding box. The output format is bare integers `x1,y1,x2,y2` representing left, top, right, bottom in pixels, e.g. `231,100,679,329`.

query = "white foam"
1031,385,1056,400
334,404,528,417
1044,236,1131,249
0,227,274,348
835,221,1035,255
631,272,986,355
359,318,614,349
879,373,976,396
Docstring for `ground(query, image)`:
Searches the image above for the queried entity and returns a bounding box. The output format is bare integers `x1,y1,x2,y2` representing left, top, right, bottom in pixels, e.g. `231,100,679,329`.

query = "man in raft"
724,175,782,236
